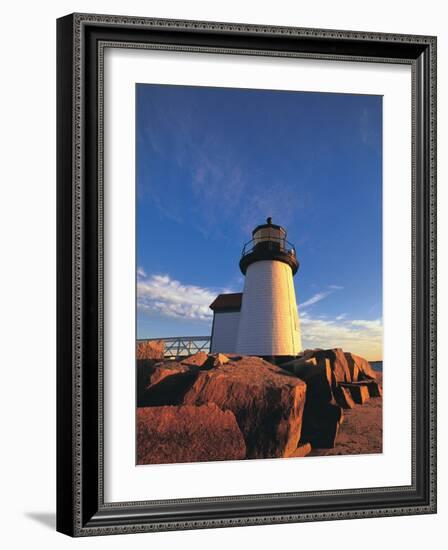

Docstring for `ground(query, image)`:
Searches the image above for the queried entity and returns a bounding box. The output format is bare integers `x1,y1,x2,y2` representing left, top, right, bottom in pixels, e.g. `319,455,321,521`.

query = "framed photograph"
57,13,437,536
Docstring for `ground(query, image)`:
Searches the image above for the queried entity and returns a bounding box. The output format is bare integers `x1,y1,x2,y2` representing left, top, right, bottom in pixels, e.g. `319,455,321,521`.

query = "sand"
309,373,383,456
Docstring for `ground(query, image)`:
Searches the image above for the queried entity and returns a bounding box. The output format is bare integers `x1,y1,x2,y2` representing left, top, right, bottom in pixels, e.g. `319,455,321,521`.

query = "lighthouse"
209,218,302,357
235,218,302,356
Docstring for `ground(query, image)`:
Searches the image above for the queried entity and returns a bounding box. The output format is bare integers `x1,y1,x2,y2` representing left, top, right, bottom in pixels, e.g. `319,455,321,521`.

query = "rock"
137,404,246,464
301,349,322,361
287,349,353,384
212,353,231,366
343,379,382,398
149,361,193,386
136,339,164,360
183,356,307,459
345,352,377,381
281,357,318,375
282,356,344,447
344,352,360,381
138,350,377,458
317,349,351,383
333,385,356,409
224,355,243,362
136,359,158,407
340,383,370,404
285,360,334,402
285,443,312,458
300,402,344,448
197,353,232,370
180,352,230,371
267,349,376,447
308,390,382,456
180,351,209,367
293,348,375,384
365,380,382,397
139,361,199,407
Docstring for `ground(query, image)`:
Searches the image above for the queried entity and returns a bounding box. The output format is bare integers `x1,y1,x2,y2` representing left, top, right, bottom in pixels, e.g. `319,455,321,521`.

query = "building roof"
251,217,286,237
209,292,242,312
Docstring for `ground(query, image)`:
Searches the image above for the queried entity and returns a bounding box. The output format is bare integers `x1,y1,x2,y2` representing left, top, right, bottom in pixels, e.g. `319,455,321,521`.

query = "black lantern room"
239,217,299,275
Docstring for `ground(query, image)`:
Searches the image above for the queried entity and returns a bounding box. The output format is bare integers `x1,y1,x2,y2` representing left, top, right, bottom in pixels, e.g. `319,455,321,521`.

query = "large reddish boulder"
295,349,376,384
281,356,318,375
183,356,307,459
137,360,199,407
181,352,231,370
331,349,352,383
333,385,356,409
136,339,164,360
137,403,246,464
341,380,382,399
310,348,351,384
281,355,344,448
136,359,158,407
340,382,370,405
344,352,377,381
148,361,193,386
301,402,344,448
180,351,209,367
365,380,382,397
138,363,198,407
204,353,231,368
138,355,237,408
286,443,312,458
283,359,334,402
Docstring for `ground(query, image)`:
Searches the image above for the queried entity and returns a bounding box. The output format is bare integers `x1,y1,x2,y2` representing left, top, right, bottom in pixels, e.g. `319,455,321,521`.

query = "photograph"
135,83,384,465
53,9,437,538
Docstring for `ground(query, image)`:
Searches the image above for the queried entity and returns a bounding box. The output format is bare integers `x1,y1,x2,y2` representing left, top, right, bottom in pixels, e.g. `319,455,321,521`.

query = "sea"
370,361,383,372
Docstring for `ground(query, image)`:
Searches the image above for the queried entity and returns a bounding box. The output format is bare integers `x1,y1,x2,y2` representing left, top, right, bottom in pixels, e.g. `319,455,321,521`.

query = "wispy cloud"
300,291,332,309
298,286,381,358
299,285,343,309
190,150,247,238
139,97,307,239
359,106,379,147
137,271,231,322
300,313,382,360
350,319,382,330
239,179,307,235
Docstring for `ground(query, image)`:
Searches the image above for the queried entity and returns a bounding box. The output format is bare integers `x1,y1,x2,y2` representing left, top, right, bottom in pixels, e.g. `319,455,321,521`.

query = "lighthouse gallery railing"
241,236,296,258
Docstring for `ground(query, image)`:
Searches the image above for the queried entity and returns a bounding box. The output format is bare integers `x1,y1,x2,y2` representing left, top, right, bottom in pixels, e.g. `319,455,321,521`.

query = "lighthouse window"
254,227,285,248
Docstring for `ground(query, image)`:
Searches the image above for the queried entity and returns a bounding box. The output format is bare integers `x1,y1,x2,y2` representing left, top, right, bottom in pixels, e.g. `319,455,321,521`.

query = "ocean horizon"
370,361,383,372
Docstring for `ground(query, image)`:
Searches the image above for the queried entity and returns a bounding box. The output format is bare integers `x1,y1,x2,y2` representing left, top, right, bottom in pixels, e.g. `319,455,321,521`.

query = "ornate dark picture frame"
56,13,437,537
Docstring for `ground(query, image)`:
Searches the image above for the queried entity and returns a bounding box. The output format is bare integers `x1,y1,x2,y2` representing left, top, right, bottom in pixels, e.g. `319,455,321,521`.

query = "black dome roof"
251,217,286,237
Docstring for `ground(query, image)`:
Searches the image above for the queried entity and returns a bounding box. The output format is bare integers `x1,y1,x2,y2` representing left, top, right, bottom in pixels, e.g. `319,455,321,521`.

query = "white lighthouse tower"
235,218,302,357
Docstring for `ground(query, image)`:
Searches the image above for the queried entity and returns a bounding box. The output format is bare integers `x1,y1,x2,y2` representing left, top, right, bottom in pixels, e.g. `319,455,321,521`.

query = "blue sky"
136,84,382,359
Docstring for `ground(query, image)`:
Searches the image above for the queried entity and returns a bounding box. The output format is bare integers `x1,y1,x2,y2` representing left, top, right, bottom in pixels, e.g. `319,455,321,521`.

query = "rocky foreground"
136,344,382,465
309,374,383,457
